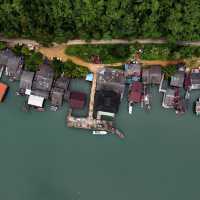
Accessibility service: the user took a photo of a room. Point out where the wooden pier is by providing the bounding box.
[67,72,125,139]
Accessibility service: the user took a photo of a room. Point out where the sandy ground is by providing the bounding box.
[39,45,184,73]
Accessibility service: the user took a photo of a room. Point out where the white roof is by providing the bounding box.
[28,95,44,107]
[25,89,31,95]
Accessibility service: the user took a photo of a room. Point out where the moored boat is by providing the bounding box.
[195,98,200,116]
[92,130,108,135]
[128,102,133,114]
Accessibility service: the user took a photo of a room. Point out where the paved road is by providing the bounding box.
[2,36,200,47]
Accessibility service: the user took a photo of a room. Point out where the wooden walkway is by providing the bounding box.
[88,73,97,119]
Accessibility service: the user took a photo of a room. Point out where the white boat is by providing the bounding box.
[0,66,4,79]
[92,130,108,135]
[128,103,133,114]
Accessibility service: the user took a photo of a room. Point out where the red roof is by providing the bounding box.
[69,91,86,109]
[129,82,143,103]
[0,82,8,102]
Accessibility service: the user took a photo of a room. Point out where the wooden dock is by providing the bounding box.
[67,72,125,139]
[88,73,97,119]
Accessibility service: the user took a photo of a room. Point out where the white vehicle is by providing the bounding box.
[92,130,108,135]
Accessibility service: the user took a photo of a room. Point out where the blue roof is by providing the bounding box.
[86,73,93,81]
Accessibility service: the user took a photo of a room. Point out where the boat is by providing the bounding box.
[128,102,133,114]
[195,98,200,116]
[35,107,45,112]
[114,129,125,139]
[144,94,151,111]
[92,130,108,135]
[143,85,151,111]
[185,90,190,100]
[50,105,58,111]
[0,66,4,79]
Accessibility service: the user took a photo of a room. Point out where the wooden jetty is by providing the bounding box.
[67,72,125,139]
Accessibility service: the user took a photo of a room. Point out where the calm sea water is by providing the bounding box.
[0,79,200,200]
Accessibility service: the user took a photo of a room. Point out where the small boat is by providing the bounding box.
[185,90,190,100]
[144,94,151,111]
[0,66,4,79]
[195,98,200,116]
[35,107,45,112]
[128,102,133,114]
[92,130,108,135]
[50,105,58,111]
[114,129,125,139]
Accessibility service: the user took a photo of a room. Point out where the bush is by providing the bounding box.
[0,41,6,50]
[52,58,89,78]
[12,44,43,72]
[161,65,177,79]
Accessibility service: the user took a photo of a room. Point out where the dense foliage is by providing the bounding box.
[12,44,43,72]
[52,58,89,78]
[161,65,177,79]
[65,43,200,63]
[65,44,132,63]
[141,44,200,60]
[1,0,200,43]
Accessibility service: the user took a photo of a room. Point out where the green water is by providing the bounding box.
[1,79,200,200]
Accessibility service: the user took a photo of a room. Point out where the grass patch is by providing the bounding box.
[65,44,133,63]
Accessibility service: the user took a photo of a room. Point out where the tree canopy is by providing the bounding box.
[0,0,200,43]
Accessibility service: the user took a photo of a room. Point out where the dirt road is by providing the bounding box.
[0,36,185,72]
[39,45,184,72]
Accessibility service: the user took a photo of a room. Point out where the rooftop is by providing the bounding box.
[0,82,8,102]
[170,71,185,88]
[129,81,143,103]
[97,68,125,85]
[124,63,141,76]
[94,89,121,114]
[69,91,86,109]
[50,87,64,107]
[19,71,35,90]
[32,64,54,92]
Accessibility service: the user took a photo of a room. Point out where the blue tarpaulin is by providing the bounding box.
[86,73,93,82]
